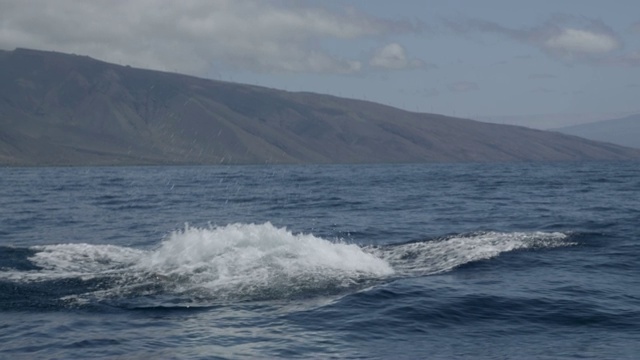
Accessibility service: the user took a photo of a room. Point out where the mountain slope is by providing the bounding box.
[1,48,640,166]
[553,115,640,149]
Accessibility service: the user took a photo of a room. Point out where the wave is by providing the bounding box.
[0,223,574,306]
[372,231,572,276]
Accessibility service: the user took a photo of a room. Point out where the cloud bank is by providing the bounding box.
[0,0,418,75]
[544,28,619,54]
[446,16,627,65]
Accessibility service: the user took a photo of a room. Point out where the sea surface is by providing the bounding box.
[1,162,639,359]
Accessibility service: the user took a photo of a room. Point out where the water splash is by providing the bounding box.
[135,222,393,301]
[369,231,572,276]
[0,223,574,306]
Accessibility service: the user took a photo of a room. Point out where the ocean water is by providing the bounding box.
[1,162,639,359]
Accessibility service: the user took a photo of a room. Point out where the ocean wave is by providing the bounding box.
[370,231,573,276]
[0,223,574,306]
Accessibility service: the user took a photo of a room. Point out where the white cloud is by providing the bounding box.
[543,28,619,54]
[446,16,622,65]
[0,0,417,75]
[370,43,405,69]
[369,43,426,70]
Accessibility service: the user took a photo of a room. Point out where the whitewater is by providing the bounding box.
[2,222,572,307]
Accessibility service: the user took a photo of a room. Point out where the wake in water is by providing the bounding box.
[372,230,571,276]
[0,223,574,307]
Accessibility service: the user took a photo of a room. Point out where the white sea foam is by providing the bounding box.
[370,231,572,276]
[0,223,574,303]
[3,244,144,282]
[134,222,394,300]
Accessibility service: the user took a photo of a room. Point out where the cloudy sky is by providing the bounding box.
[1,0,639,128]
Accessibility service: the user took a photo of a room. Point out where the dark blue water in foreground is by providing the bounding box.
[1,162,639,359]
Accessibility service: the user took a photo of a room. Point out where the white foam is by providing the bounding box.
[3,244,144,281]
[3,223,393,302]
[370,231,571,276]
[0,224,574,303]
[135,222,394,300]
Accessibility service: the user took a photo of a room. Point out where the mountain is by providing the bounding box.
[1,48,640,166]
[553,115,640,149]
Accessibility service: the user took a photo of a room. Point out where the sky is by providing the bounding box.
[1,0,639,129]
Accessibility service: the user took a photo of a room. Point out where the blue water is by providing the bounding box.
[1,162,639,359]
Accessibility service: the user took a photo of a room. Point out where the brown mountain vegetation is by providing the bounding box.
[1,48,639,166]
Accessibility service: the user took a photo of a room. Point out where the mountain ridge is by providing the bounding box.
[1,47,640,166]
[553,114,640,149]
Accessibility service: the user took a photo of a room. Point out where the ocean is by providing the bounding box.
[1,162,639,359]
